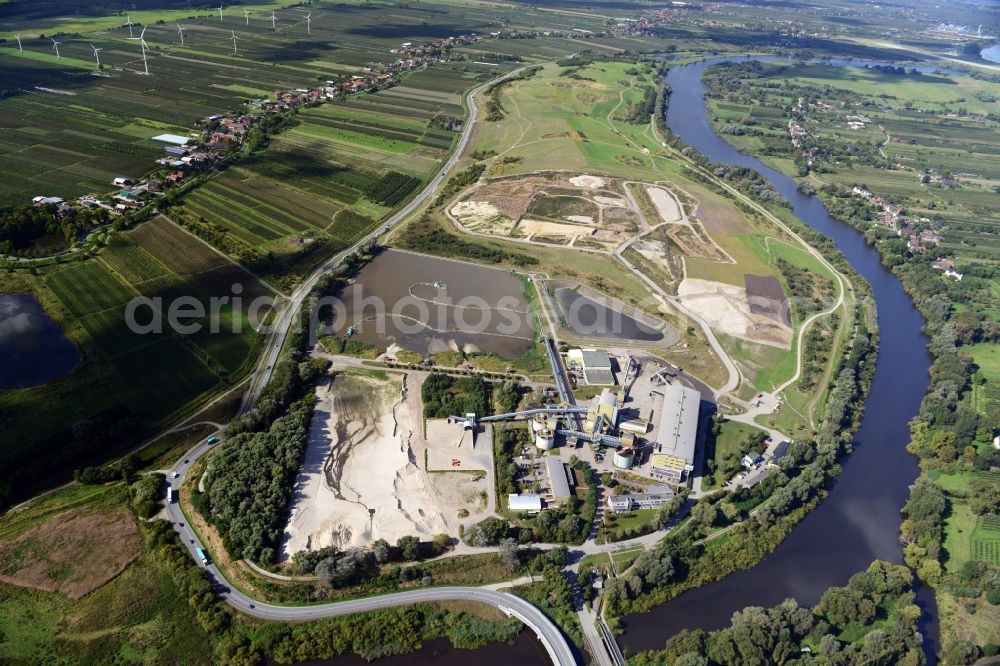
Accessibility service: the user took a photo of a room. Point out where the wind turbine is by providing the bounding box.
[230,30,239,56]
[243,7,250,25]
[177,23,186,46]
[269,11,277,30]
[90,43,103,68]
[305,12,312,35]
[128,25,150,75]
[218,3,224,22]
[126,13,134,38]
[15,34,22,52]
[51,37,61,60]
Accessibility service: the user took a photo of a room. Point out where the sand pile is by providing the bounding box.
[282,373,447,558]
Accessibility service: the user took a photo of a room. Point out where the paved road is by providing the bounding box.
[163,67,577,666]
[239,67,526,413]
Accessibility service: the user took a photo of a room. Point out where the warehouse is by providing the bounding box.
[649,383,701,487]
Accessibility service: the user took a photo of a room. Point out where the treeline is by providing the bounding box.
[421,373,491,418]
[0,203,110,255]
[363,171,421,206]
[471,449,596,545]
[619,85,658,125]
[216,603,521,664]
[289,534,453,592]
[630,561,925,666]
[395,213,539,268]
[200,247,378,563]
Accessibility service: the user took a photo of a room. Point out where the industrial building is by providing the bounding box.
[545,457,575,502]
[531,413,558,450]
[649,383,701,487]
[567,349,616,386]
[606,492,673,513]
[585,388,620,433]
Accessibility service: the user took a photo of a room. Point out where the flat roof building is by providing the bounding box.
[508,494,543,513]
[152,133,191,145]
[567,348,615,385]
[650,383,701,486]
[545,457,574,502]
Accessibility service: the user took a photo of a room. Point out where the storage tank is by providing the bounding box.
[613,447,635,469]
[535,428,555,450]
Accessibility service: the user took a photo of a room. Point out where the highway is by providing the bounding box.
[165,66,578,666]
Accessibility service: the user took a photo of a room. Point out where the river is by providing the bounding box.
[620,57,936,658]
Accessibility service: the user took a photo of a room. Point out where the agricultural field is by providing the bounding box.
[703,61,1000,279]
[0,216,270,508]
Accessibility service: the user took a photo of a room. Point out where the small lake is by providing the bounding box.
[0,293,80,389]
[982,45,1000,64]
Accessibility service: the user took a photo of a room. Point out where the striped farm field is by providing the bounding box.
[184,190,288,242]
[97,236,171,286]
[328,209,378,245]
[46,262,135,317]
[291,122,417,155]
[131,216,230,276]
[111,337,221,420]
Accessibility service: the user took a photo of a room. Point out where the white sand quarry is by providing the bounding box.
[449,200,517,235]
[569,174,606,189]
[518,219,595,237]
[677,278,792,348]
[281,373,447,558]
[646,186,683,223]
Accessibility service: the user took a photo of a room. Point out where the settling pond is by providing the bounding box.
[620,56,936,657]
[0,293,80,389]
[335,250,533,359]
[553,288,666,342]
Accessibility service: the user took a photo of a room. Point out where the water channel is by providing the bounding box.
[620,57,936,658]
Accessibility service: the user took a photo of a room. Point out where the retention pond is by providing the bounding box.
[0,293,80,389]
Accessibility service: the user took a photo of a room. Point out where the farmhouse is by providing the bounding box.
[649,383,701,487]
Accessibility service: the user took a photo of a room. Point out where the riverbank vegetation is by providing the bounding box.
[630,561,926,665]
[701,57,1000,659]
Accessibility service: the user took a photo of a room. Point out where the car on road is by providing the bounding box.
[206,435,220,445]
[172,472,180,479]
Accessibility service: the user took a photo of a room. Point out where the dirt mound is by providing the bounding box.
[0,506,141,599]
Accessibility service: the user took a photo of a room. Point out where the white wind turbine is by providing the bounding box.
[177,23,186,46]
[230,30,239,56]
[243,7,250,25]
[269,11,277,30]
[50,37,61,60]
[128,25,150,75]
[90,43,103,67]
[15,34,22,52]
[218,3,224,22]
[305,12,312,35]
[126,13,134,38]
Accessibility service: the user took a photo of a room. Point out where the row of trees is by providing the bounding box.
[201,248,379,563]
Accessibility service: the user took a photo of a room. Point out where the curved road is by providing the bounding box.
[165,67,577,666]
[240,67,526,413]
[163,444,574,666]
